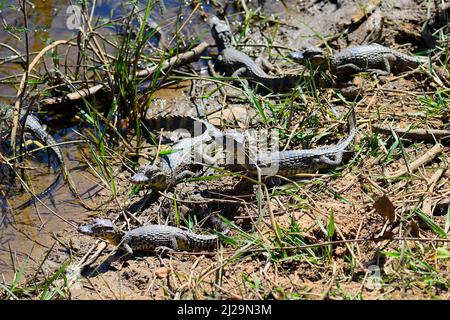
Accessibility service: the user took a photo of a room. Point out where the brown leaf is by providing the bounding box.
[408,220,420,237]
[434,197,450,216]
[373,194,396,222]
[155,267,169,279]
[377,230,395,241]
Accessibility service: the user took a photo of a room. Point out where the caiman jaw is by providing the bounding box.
[130,166,170,190]
[77,225,95,235]
[77,218,122,245]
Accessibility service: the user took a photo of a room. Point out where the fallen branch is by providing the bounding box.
[373,125,450,142]
[42,41,210,105]
[422,168,446,215]
[387,143,444,179]
[42,84,105,105]
[136,41,209,78]
[11,40,71,150]
[0,42,27,65]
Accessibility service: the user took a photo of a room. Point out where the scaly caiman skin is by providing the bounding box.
[226,110,357,177]
[0,103,64,209]
[1,103,63,162]
[143,114,212,136]
[209,16,300,93]
[289,43,429,76]
[130,117,225,190]
[78,218,218,254]
[137,111,357,181]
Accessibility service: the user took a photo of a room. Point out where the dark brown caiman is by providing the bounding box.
[208,15,300,93]
[0,103,64,209]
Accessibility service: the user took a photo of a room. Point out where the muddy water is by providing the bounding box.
[0,0,294,280]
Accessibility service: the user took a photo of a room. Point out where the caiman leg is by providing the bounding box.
[362,54,396,76]
[111,242,134,270]
[193,143,223,165]
[366,55,395,76]
[154,237,178,256]
[335,54,397,76]
[334,63,365,75]
[232,67,250,87]
[316,152,344,166]
[176,170,197,180]
[255,57,274,72]
[366,68,390,76]
[334,63,390,76]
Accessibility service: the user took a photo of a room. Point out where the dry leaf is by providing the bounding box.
[378,230,395,241]
[373,194,396,222]
[155,267,169,279]
[433,197,450,216]
[408,220,420,237]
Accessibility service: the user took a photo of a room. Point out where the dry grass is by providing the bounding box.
[0,0,449,300]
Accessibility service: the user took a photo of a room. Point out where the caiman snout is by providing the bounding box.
[288,51,305,60]
[77,225,93,235]
[130,172,149,183]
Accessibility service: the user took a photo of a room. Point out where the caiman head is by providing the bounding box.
[208,15,232,51]
[77,218,123,245]
[289,46,329,68]
[130,164,170,191]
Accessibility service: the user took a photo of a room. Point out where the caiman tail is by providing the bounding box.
[257,74,301,93]
[143,115,208,136]
[12,114,64,210]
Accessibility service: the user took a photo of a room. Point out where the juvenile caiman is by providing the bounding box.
[289,43,444,77]
[0,103,64,209]
[223,109,357,177]
[131,116,225,190]
[78,218,218,255]
[134,110,357,187]
[209,16,300,93]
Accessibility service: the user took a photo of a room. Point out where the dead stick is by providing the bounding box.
[373,125,450,142]
[422,168,445,215]
[387,143,444,179]
[11,40,70,149]
[264,186,283,247]
[42,41,210,105]
[42,83,105,105]
[135,41,209,78]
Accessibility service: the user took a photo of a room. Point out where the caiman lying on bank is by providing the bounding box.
[132,109,357,189]
[289,43,448,80]
[130,116,225,190]
[209,16,300,93]
[220,109,357,178]
[78,218,218,255]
